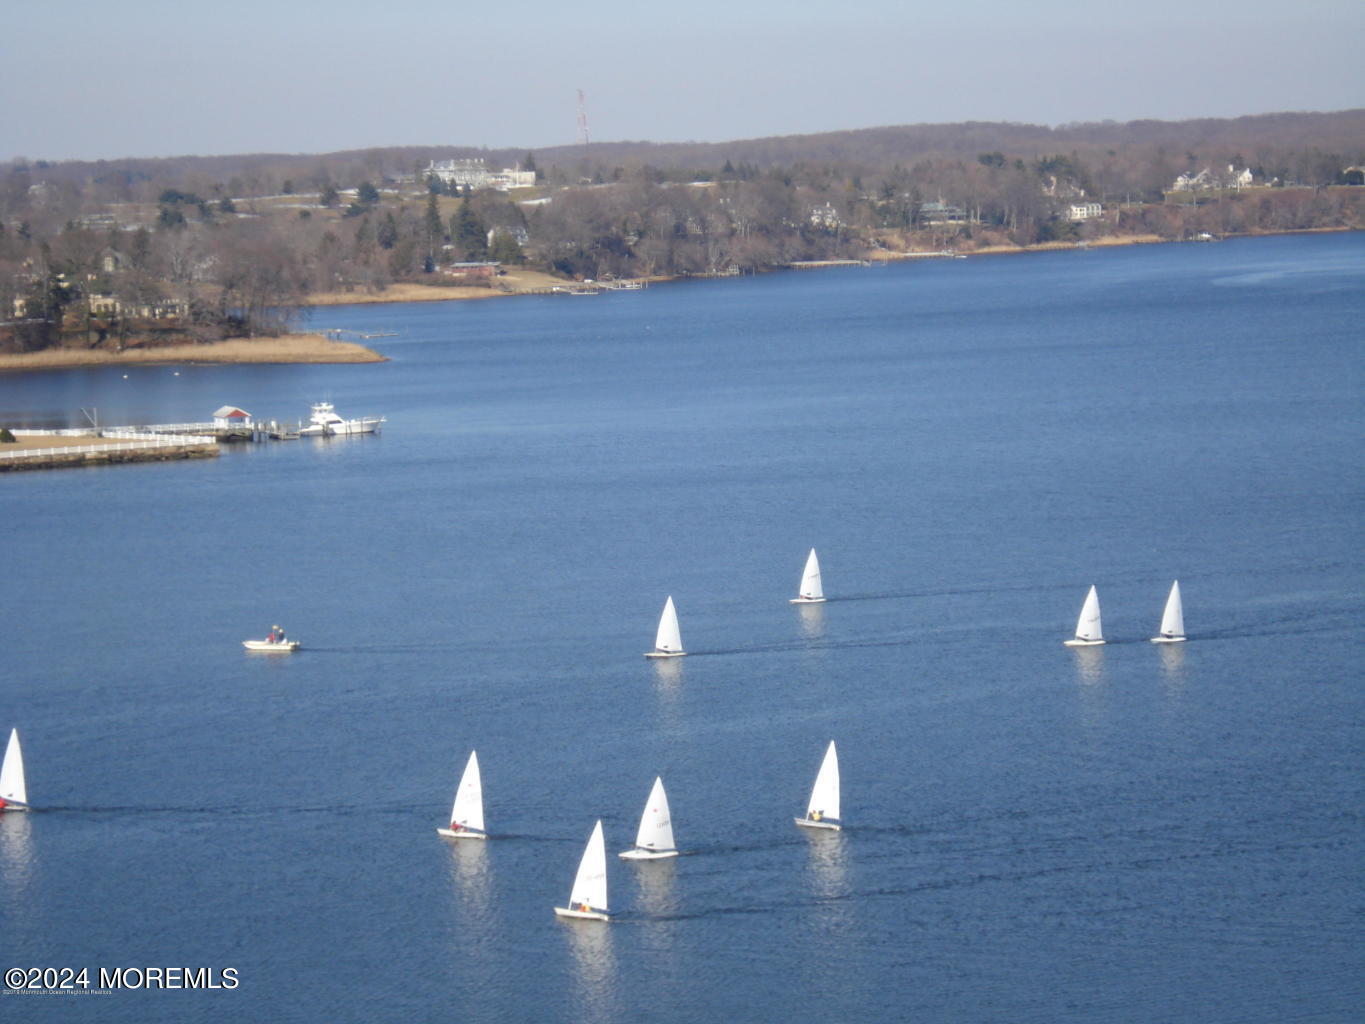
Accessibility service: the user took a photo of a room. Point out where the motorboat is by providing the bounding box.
[299,402,385,437]
[243,626,300,653]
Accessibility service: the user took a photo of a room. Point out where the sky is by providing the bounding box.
[2,0,1362,162]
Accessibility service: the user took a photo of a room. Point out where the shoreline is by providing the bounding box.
[0,333,386,374]
[1,229,1354,373]
[304,227,1356,309]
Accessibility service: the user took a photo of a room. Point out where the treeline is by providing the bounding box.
[2,111,1364,352]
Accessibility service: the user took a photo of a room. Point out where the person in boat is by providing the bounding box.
[811,809,823,821]
[267,627,277,643]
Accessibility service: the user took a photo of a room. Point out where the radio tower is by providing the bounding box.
[576,89,590,146]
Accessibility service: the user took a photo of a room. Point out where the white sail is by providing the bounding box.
[1,728,27,809]
[790,548,826,603]
[438,750,485,838]
[796,740,841,830]
[645,596,685,658]
[1152,580,1186,642]
[556,820,610,919]
[621,776,677,859]
[1065,585,1105,646]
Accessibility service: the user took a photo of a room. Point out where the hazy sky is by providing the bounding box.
[3,0,1361,161]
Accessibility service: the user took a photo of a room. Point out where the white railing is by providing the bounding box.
[128,422,220,433]
[101,429,217,441]
[0,435,216,460]
[9,428,99,437]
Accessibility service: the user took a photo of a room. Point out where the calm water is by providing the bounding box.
[2,234,1362,1022]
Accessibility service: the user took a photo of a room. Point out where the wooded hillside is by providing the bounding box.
[3,111,1363,353]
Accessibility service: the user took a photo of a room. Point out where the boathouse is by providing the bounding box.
[212,406,253,429]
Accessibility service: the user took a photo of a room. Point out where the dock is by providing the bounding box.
[0,431,219,472]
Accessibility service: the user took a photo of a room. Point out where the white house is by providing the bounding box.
[1067,202,1103,221]
[810,202,844,229]
[1172,166,1254,191]
[427,160,535,192]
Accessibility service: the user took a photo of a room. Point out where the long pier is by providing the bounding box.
[0,432,219,472]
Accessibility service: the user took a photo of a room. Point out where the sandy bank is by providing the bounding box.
[0,333,386,373]
[306,269,569,306]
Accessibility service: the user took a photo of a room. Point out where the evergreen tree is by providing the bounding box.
[450,197,487,260]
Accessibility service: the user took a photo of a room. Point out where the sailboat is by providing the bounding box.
[619,776,678,860]
[789,548,827,604]
[0,728,28,811]
[436,750,486,839]
[644,596,686,658]
[1064,585,1106,646]
[795,740,841,831]
[1150,580,1186,643]
[554,819,611,921]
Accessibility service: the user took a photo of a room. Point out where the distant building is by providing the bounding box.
[213,406,253,429]
[810,202,844,229]
[920,200,967,225]
[443,261,501,283]
[427,160,536,192]
[1066,202,1103,221]
[487,225,528,247]
[1172,166,1254,192]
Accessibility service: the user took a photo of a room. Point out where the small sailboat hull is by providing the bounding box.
[788,596,826,604]
[619,847,678,860]
[243,640,300,652]
[554,905,610,921]
[436,827,487,840]
[644,650,686,659]
[1063,638,1106,647]
[794,816,841,831]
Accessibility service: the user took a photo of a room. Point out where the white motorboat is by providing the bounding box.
[619,776,678,860]
[789,548,827,604]
[243,625,299,653]
[554,820,611,921]
[644,596,686,658]
[796,740,841,831]
[437,750,487,840]
[1,728,28,811]
[1151,580,1187,643]
[299,401,385,437]
[1064,585,1106,646]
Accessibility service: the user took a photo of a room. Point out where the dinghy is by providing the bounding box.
[1064,585,1106,646]
[1150,580,1186,643]
[0,728,28,811]
[436,750,486,839]
[795,740,841,831]
[644,596,686,658]
[789,548,827,604]
[619,776,678,860]
[554,820,611,921]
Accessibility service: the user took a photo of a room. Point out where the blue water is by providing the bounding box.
[2,234,1361,1022]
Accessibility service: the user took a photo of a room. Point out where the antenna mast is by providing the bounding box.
[576,89,590,146]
